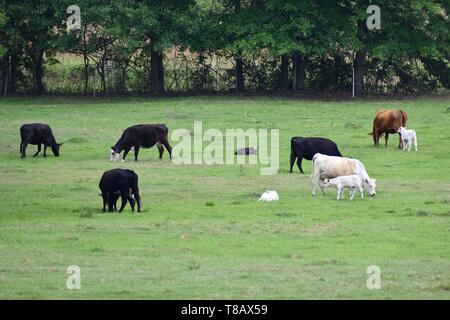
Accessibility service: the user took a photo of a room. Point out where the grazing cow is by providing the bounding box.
[20,123,63,159]
[397,127,418,151]
[99,169,141,213]
[370,109,408,148]
[320,175,364,200]
[311,153,376,197]
[290,137,342,173]
[110,124,172,162]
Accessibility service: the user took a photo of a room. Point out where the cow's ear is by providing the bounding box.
[58,142,63,146]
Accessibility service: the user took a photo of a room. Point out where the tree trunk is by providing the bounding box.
[31,49,45,96]
[293,52,307,90]
[354,51,366,96]
[281,54,289,91]
[82,32,89,96]
[150,50,164,95]
[235,54,245,93]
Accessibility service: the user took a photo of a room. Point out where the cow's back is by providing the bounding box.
[20,123,53,143]
[374,110,406,133]
[314,155,361,179]
[293,137,341,160]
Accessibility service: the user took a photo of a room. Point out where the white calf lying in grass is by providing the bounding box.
[397,127,418,151]
[320,175,364,200]
[258,190,279,202]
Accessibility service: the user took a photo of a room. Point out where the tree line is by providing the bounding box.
[0,0,449,96]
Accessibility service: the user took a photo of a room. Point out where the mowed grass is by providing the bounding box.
[0,96,449,299]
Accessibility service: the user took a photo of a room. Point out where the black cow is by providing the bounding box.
[20,123,63,159]
[110,124,172,162]
[99,169,141,213]
[290,137,343,174]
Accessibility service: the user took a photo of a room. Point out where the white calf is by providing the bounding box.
[397,127,418,151]
[311,153,376,197]
[320,175,364,200]
[258,190,279,202]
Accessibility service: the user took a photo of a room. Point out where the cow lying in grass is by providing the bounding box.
[110,124,172,162]
[320,175,364,200]
[290,137,342,174]
[99,169,141,213]
[397,127,418,151]
[20,123,63,158]
[311,153,376,197]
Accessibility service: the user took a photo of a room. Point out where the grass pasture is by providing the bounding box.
[0,96,449,299]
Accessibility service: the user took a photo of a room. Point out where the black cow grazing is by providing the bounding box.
[20,123,63,159]
[290,137,343,174]
[110,124,172,162]
[99,169,141,213]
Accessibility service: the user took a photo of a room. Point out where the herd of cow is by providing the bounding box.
[18,109,417,211]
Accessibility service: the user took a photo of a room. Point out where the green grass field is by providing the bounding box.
[0,96,449,299]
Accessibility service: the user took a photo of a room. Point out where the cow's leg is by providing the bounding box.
[336,188,341,200]
[350,187,356,200]
[134,147,140,161]
[374,129,381,146]
[33,144,42,157]
[160,137,172,159]
[385,133,389,147]
[122,148,130,161]
[320,180,325,196]
[398,133,402,149]
[21,142,28,158]
[101,192,107,212]
[128,195,136,211]
[43,145,47,157]
[20,141,23,156]
[118,190,128,213]
[359,185,364,199]
[311,172,320,196]
[414,136,418,151]
[289,152,296,173]
[157,142,164,160]
[297,157,304,174]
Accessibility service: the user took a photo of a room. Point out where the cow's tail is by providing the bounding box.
[290,137,296,157]
[400,110,408,127]
[368,119,376,136]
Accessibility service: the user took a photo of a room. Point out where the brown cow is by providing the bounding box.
[369,110,408,148]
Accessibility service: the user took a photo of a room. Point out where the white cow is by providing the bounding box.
[320,175,364,200]
[397,127,418,151]
[311,153,376,197]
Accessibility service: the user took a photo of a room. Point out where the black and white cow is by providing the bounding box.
[20,123,63,158]
[110,124,172,162]
[290,137,343,174]
[99,169,141,213]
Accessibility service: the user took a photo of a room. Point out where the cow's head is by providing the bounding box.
[110,147,120,162]
[363,178,377,196]
[52,142,63,157]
